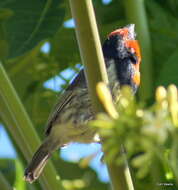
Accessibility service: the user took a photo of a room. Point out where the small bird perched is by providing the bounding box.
[24,24,141,183]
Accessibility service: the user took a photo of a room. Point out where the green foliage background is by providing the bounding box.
[0,0,178,189]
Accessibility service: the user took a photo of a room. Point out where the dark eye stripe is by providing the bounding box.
[129,53,138,64]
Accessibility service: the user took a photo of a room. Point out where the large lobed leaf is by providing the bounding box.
[0,0,65,59]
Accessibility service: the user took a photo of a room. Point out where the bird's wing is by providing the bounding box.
[45,69,87,136]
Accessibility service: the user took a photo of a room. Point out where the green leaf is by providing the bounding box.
[156,48,178,86]
[146,0,178,85]
[0,0,65,59]
[0,172,12,190]
[50,28,80,69]
[0,159,15,185]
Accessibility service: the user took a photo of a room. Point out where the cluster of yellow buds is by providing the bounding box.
[96,82,178,127]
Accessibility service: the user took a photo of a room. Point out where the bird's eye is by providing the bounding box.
[129,53,138,64]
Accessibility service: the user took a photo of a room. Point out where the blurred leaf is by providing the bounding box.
[0,0,65,58]
[0,159,15,185]
[146,0,178,86]
[156,48,178,86]
[52,153,108,190]
[0,171,12,190]
[50,28,80,70]
[94,0,127,39]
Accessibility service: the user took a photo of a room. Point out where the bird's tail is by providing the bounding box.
[24,138,57,183]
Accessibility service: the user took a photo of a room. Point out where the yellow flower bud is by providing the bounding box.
[156,86,167,102]
[167,84,178,126]
[96,82,118,119]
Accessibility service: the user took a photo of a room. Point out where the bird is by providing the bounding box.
[24,24,141,183]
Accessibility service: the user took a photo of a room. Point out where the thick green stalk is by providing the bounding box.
[0,62,65,190]
[69,1,133,190]
[69,0,108,112]
[124,0,153,101]
[0,172,12,190]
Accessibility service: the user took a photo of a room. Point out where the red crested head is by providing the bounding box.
[103,24,141,92]
[108,24,136,41]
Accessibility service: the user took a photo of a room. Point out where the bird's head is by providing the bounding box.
[103,24,141,91]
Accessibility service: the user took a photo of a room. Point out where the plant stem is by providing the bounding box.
[124,0,153,101]
[0,62,65,190]
[69,0,108,112]
[69,0,133,189]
